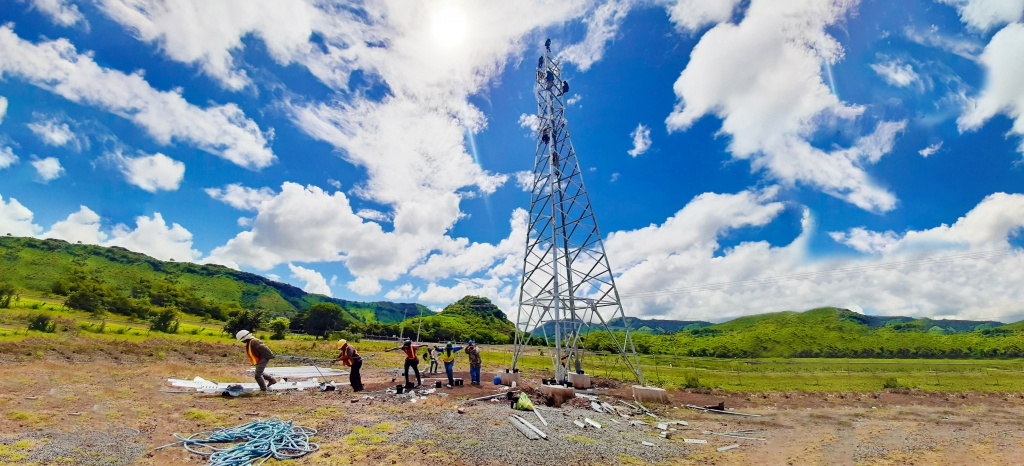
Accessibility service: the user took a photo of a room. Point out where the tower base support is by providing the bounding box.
[632,385,669,404]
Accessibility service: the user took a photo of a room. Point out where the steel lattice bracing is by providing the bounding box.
[511,42,645,385]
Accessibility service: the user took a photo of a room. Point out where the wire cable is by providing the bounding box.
[154,417,318,466]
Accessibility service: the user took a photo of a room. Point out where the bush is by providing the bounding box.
[328,329,363,344]
[268,317,290,340]
[684,375,704,389]
[223,309,267,337]
[883,377,902,389]
[0,282,15,308]
[27,314,55,333]
[149,308,180,333]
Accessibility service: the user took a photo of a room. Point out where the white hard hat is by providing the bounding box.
[235,330,253,342]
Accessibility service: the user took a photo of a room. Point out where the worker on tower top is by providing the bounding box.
[235,330,278,391]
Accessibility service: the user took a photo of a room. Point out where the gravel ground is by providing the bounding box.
[2,427,146,465]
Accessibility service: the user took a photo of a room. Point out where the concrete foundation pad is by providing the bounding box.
[540,384,576,407]
[568,373,591,389]
[498,372,521,386]
[632,385,669,404]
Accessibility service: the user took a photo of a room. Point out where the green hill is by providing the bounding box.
[581,307,1024,358]
[0,236,431,323]
[607,317,712,334]
[400,295,516,344]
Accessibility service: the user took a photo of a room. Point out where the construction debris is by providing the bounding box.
[573,420,586,428]
[512,415,548,440]
[509,416,540,440]
[591,401,604,413]
[534,408,547,426]
[683,438,707,444]
[718,444,740,452]
[685,404,761,417]
[584,418,602,429]
[702,430,767,441]
[245,366,348,379]
[642,441,656,447]
[167,377,335,395]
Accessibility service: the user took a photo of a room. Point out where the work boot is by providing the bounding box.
[266,377,278,388]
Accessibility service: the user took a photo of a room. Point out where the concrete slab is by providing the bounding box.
[568,372,591,389]
[498,372,521,386]
[632,385,669,404]
[539,384,576,407]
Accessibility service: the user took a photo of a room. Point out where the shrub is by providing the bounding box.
[883,377,901,389]
[27,314,55,333]
[329,329,363,344]
[268,317,290,340]
[0,282,15,308]
[149,308,180,333]
[224,309,267,337]
[684,375,703,389]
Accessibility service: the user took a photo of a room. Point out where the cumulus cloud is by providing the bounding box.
[518,113,542,132]
[43,206,107,244]
[919,141,943,157]
[418,277,516,311]
[608,190,1024,322]
[663,0,743,33]
[627,123,651,157]
[26,116,79,150]
[106,213,201,261]
[288,263,333,297]
[412,208,527,280]
[355,209,392,222]
[0,147,18,170]
[0,25,275,169]
[31,157,64,182]
[109,151,185,192]
[205,183,276,211]
[513,170,534,192]
[0,96,7,124]
[665,0,905,213]
[560,0,633,71]
[0,194,42,236]
[957,23,1024,156]
[384,282,420,300]
[939,0,1024,32]
[871,59,921,88]
[29,0,87,27]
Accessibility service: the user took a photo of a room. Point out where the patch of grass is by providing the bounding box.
[184,408,213,421]
[6,410,33,421]
[345,422,394,445]
[565,435,595,444]
[0,439,33,461]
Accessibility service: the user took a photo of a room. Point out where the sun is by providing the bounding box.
[431,3,467,48]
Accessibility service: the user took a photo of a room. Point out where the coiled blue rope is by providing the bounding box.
[156,417,318,466]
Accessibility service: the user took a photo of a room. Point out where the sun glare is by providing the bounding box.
[431,3,467,48]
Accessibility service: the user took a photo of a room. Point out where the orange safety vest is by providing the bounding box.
[402,345,417,360]
[246,340,259,365]
[340,344,361,366]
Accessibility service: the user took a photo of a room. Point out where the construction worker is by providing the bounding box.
[385,339,426,387]
[235,330,278,391]
[426,345,439,374]
[440,341,464,387]
[465,340,482,385]
[332,339,363,392]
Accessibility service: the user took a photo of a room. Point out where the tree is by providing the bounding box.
[268,317,290,340]
[149,308,180,333]
[0,282,15,308]
[303,303,347,339]
[224,309,267,336]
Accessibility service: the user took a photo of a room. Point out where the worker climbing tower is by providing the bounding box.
[511,40,645,385]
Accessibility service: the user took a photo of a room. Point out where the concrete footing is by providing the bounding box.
[567,372,591,389]
[539,384,576,407]
[498,372,521,386]
[632,385,669,404]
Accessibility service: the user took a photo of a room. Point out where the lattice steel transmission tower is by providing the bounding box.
[511,40,645,385]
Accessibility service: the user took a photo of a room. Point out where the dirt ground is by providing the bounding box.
[3,354,1024,465]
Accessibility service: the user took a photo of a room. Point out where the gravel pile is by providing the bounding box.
[15,427,147,466]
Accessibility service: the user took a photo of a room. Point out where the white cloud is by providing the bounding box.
[610,172,620,182]
[559,0,633,71]
[904,25,983,60]
[663,0,743,33]
[288,263,333,297]
[518,113,542,132]
[939,0,1024,32]
[31,157,64,182]
[327,178,341,189]
[627,123,651,157]
[205,183,276,211]
[0,25,275,169]
[411,208,527,280]
[106,213,201,261]
[665,0,904,213]
[828,227,899,254]
[513,170,534,192]
[29,0,87,27]
[0,194,42,236]
[957,23,1024,156]
[566,94,582,106]
[418,277,515,311]
[112,151,185,192]
[871,59,921,88]
[608,190,1024,322]
[356,209,392,222]
[43,206,107,244]
[0,96,7,124]
[384,282,420,300]
[0,147,18,169]
[237,217,252,227]
[919,141,943,157]
[26,116,78,149]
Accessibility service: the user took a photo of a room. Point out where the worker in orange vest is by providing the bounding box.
[332,339,363,392]
[385,339,426,387]
[235,330,277,391]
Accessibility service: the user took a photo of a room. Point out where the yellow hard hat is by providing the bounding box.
[337,339,347,349]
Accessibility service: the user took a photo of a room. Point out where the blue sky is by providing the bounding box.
[1,0,1023,322]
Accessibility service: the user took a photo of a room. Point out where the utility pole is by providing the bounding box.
[511,39,645,385]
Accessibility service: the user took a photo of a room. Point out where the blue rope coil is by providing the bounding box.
[157,417,318,466]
